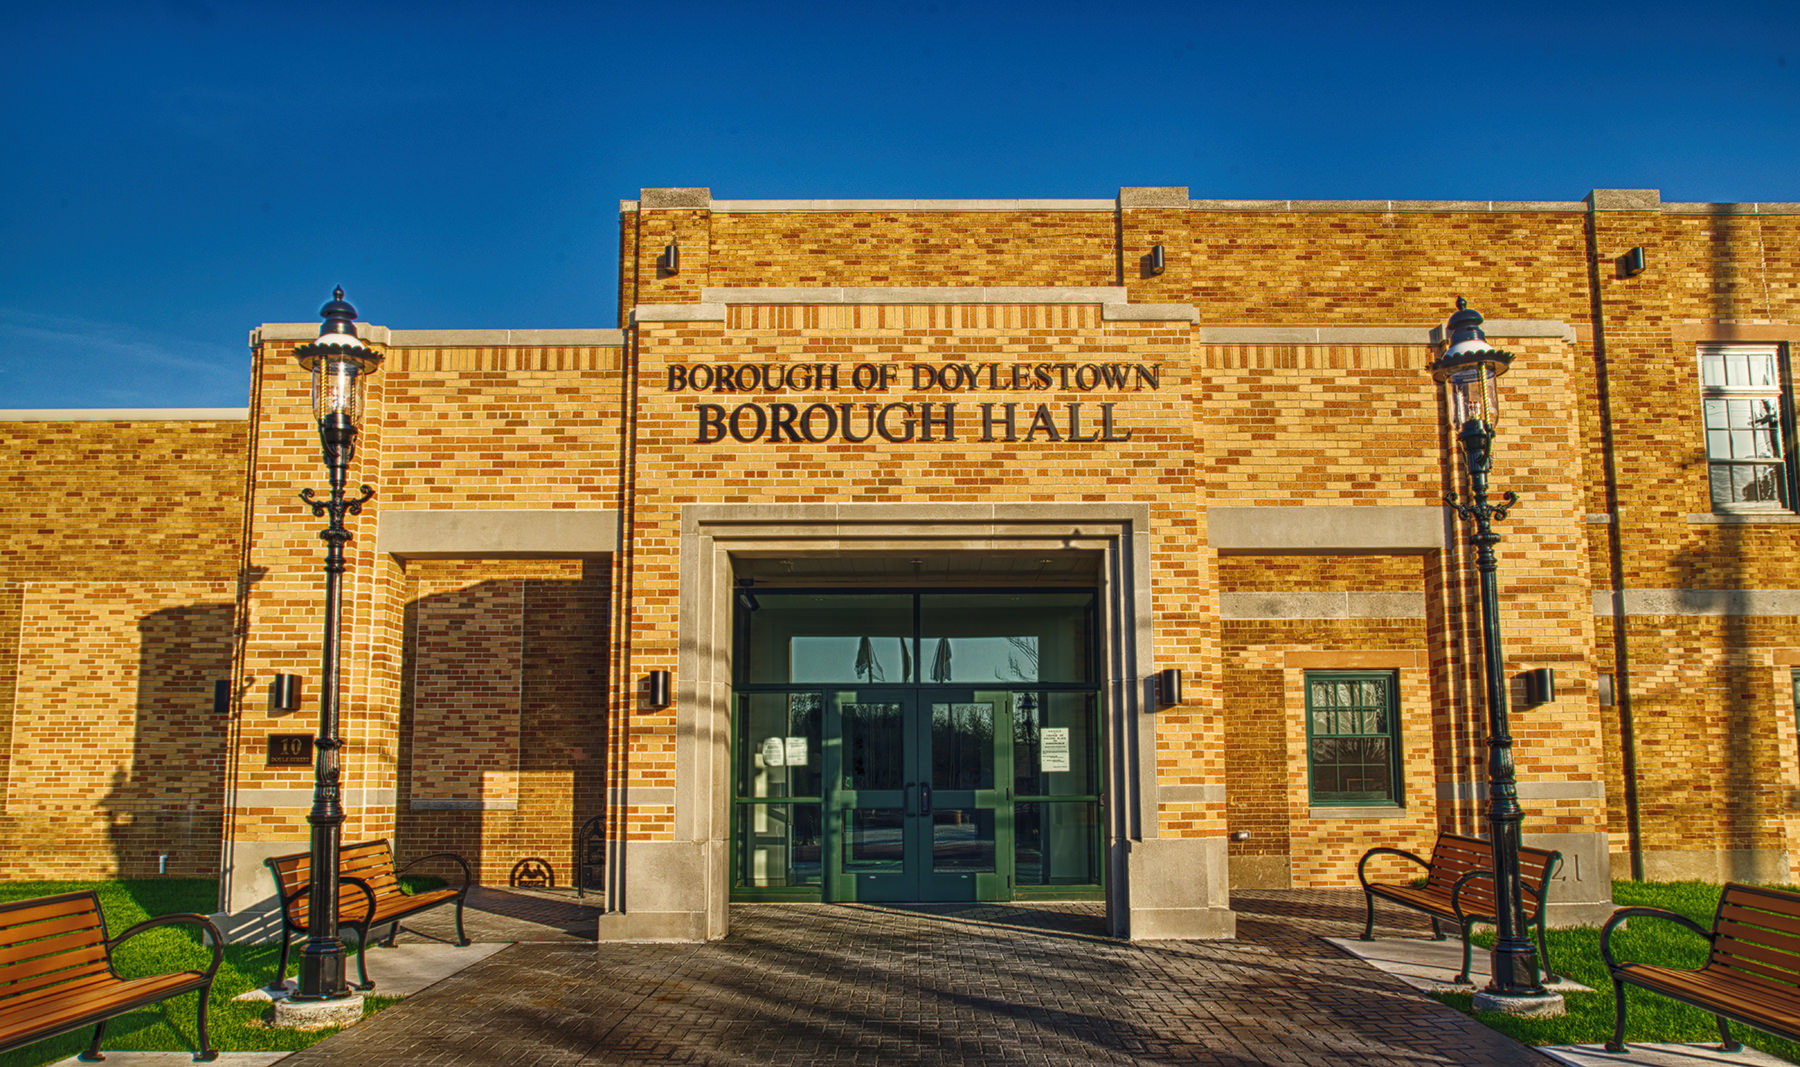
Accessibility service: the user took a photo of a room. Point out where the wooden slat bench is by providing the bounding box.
[1357,831,1562,985]
[267,839,470,992]
[1602,881,1800,1054]
[0,890,222,1063]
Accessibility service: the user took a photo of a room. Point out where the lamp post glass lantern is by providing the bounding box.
[293,288,381,1001]
[1431,297,1548,1000]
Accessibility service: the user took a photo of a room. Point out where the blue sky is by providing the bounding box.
[3,0,1796,409]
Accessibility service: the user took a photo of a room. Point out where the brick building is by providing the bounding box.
[3,187,1797,940]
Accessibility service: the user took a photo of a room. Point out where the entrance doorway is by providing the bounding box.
[731,591,1103,903]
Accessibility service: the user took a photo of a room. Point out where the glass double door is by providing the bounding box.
[832,689,1009,902]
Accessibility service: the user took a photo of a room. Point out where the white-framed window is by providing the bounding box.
[1698,344,1794,511]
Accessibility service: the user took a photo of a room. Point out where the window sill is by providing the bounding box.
[1309,805,1405,820]
[1689,513,1800,524]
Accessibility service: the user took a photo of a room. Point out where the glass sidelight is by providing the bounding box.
[732,692,823,889]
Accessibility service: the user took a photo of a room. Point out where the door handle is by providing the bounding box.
[920,783,932,816]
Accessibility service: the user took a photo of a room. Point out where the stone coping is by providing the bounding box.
[253,324,625,346]
[0,408,249,421]
[623,193,1800,214]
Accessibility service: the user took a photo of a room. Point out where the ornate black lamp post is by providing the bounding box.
[1431,298,1556,1008]
[291,288,382,1002]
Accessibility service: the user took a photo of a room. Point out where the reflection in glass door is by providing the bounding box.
[825,689,1010,902]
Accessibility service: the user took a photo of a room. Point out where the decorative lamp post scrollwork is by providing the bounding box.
[291,287,382,1002]
[1431,297,1560,1011]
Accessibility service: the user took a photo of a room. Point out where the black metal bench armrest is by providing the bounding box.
[1600,906,1713,971]
[1448,868,1493,923]
[107,912,225,983]
[398,851,472,893]
[1358,847,1428,889]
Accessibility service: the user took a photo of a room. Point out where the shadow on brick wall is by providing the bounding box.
[97,602,233,879]
[394,563,610,889]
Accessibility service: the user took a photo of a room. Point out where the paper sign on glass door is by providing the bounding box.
[1040,727,1071,772]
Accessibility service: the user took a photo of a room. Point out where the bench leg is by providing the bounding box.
[196,978,220,1062]
[1716,1016,1741,1054]
[272,928,293,991]
[381,921,399,948]
[1535,916,1558,984]
[1429,916,1446,942]
[1455,923,1474,986]
[78,1020,107,1061]
[453,898,470,947]
[1360,891,1377,941]
[1604,977,1628,1054]
[351,924,375,991]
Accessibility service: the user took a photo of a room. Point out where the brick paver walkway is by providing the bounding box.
[280,890,1550,1066]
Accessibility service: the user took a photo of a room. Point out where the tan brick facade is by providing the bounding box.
[3,186,1797,940]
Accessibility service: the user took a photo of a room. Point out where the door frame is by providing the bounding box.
[661,505,1156,940]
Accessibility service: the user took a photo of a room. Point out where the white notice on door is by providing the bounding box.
[761,736,786,768]
[785,736,809,766]
[1040,727,1071,772]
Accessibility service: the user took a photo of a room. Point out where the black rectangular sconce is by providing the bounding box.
[214,679,232,717]
[1155,668,1182,708]
[1521,667,1556,706]
[647,670,671,709]
[271,673,302,712]
[1147,244,1166,276]
[1617,246,1645,278]
[657,240,679,275]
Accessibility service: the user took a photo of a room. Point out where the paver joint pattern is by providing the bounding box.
[278,889,1551,1066]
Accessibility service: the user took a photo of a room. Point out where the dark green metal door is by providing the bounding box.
[826,689,1012,902]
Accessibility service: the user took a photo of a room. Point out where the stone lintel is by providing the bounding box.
[1210,505,1445,555]
[377,509,619,560]
[1594,588,1800,617]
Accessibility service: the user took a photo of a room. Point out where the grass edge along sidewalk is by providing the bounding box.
[5,878,1797,1065]
[1436,880,1800,1062]
[0,879,403,1067]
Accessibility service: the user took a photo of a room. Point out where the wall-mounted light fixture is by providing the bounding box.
[1145,244,1166,276]
[657,240,679,275]
[647,670,671,709]
[1521,667,1556,706]
[1155,668,1182,707]
[215,680,233,716]
[736,578,759,612]
[1597,672,1615,707]
[1617,246,1645,278]
[272,674,303,711]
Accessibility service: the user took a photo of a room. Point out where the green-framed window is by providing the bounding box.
[1305,671,1400,806]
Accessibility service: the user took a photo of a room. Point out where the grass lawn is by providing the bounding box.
[0,878,406,1067]
[1433,880,1799,1062]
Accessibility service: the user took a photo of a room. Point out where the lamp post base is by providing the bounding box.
[1472,988,1566,1018]
[273,992,365,1031]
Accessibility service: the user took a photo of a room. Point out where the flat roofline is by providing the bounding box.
[252,325,626,346]
[620,193,1800,216]
[0,408,249,421]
